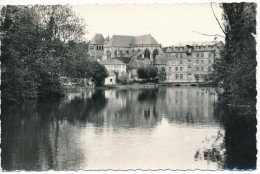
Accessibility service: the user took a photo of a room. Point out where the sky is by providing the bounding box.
[72,3,225,46]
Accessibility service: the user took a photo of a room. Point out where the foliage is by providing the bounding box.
[157,69,166,82]
[118,73,130,85]
[206,3,256,106]
[85,61,108,86]
[1,5,88,105]
[137,65,158,80]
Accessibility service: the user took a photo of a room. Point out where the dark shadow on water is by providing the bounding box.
[194,101,257,170]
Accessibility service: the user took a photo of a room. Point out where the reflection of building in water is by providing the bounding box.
[102,89,162,129]
[156,87,217,124]
[65,90,94,103]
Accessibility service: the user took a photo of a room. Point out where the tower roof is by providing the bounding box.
[90,34,105,45]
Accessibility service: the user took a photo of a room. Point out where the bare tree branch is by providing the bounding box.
[211,2,226,35]
[192,31,225,38]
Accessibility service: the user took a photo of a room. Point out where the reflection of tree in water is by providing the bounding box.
[104,88,161,129]
[137,88,158,102]
[194,101,256,169]
[1,90,108,171]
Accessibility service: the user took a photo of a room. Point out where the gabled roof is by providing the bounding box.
[116,57,132,64]
[106,35,135,47]
[134,34,159,45]
[90,34,105,45]
[105,34,160,47]
[100,58,126,65]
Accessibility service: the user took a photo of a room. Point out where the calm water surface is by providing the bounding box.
[1,87,256,170]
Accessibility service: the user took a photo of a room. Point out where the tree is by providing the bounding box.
[209,3,256,106]
[86,61,108,86]
[158,69,166,82]
[1,5,87,105]
[118,73,130,85]
[137,65,158,81]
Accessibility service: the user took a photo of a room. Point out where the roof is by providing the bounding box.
[106,35,134,47]
[90,34,105,45]
[116,57,132,64]
[134,34,159,45]
[105,34,160,47]
[100,58,126,65]
[172,41,223,47]
[129,58,150,69]
[166,41,224,52]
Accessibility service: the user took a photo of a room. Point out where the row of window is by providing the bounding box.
[168,59,212,65]
[175,52,212,58]
[90,45,104,50]
[169,67,184,72]
[168,66,212,72]
[105,65,125,68]
[175,74,184,79]
[169,45,215,52]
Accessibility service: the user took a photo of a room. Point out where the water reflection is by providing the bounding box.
[1,87,256,170]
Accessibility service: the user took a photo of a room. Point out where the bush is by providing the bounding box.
[137,65,158,80]
[118,73,129,85]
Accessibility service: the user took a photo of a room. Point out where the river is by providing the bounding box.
[1,86,256,170]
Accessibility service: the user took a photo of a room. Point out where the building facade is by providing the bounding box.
[100,59,127,85]
[155,41,224,83]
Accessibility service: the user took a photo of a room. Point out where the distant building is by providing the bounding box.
[156,41,224,83]
[88,34,105,60]
[100,58,127,85]
[104,34,164,63]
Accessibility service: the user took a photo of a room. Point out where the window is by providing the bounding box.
[196,67,199,71]
[176,74,178,79]
[209,53,212,57]
[208,66,212,71]
[188,59,191,62]
[196,60,199,64]
[169,67,171,72]
[201,66,204,71]
[201,60,204,64]
[176,54,178,58]
[175,67,178,71]
[180,60,183,64]
[110,78,113,82]
[180,74,183,79]
[196,53,200,58]
[90,45,94,50]
[201,53,204,57]
[180,67,183,71]
[209,60,212,64]
[180,54,183,58]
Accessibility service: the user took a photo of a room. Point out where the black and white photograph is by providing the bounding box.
[0,0,258,172]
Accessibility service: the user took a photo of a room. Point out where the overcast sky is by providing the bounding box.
[72,3,225,46]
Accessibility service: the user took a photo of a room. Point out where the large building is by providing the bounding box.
[89,34,164,63]
[88,34,224,84]
[155,41,224,83]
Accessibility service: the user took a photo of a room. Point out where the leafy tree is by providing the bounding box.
[1,5,87,105]
[208,3,256,106]
[158,69,166,82]
[86,61,108,86]
[137,65,157,80]
[118,73,130,85]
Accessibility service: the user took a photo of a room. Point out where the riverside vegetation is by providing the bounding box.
[1,5,108,105]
